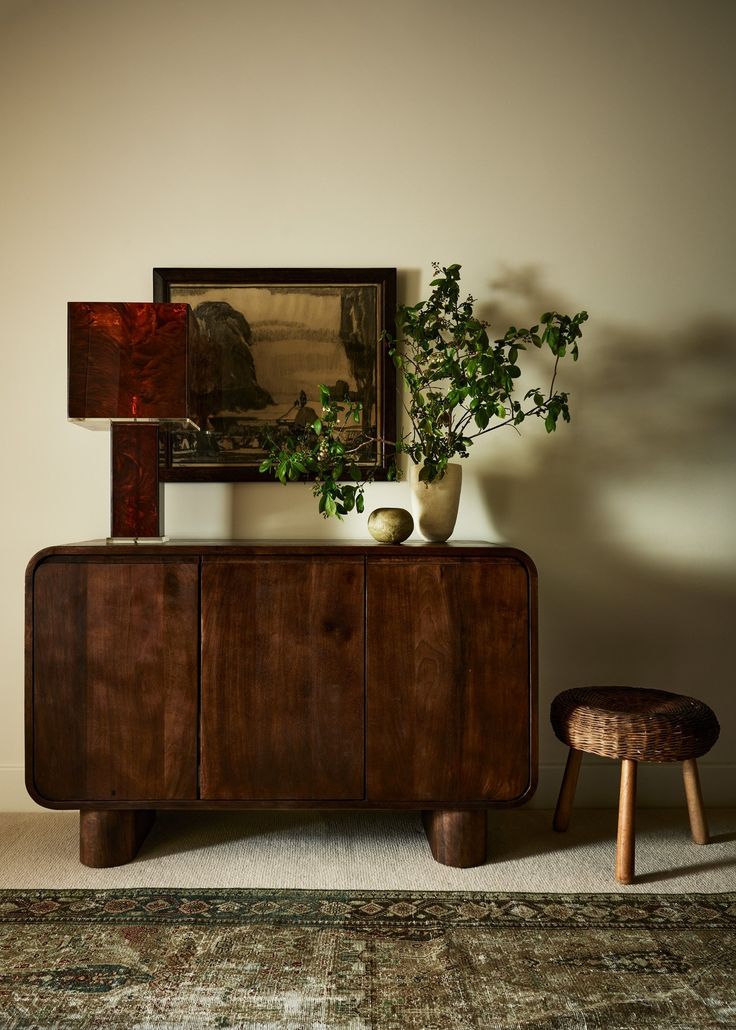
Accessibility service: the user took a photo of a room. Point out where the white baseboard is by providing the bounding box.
[529,759,736,809]
[2,762,734,813]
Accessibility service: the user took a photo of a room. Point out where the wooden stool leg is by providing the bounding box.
[682,758,710,844]
[553,748,584,832]
[616,759,637,884]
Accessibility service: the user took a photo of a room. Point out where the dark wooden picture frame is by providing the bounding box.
[153,267,397,482]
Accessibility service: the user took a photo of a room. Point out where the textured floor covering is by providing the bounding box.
[2,888,735,1028]
[1,809,734,892]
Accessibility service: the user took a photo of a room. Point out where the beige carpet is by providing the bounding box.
[1,808,734,892]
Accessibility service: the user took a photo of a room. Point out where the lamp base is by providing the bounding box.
[106,536,169,544]
[111,423,165,539]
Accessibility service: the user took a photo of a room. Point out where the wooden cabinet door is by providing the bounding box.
[32,559,198,803]
[366,557,534,803]
[201,558,364,800]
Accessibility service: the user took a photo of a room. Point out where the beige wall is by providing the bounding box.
[1,0,733,810]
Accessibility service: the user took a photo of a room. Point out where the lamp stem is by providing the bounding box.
[110,423,166,541]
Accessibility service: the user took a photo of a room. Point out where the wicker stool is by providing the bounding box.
[550,686,720,884]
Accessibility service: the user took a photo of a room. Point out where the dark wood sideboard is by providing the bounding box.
[25,541,538,868]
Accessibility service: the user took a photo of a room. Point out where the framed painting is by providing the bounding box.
[153,268,397,482]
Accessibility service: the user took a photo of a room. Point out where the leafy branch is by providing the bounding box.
[258,384,392,518]
[386,262,588,482]
[260,263,588,516]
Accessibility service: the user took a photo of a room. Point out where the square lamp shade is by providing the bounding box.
[67,302,198,541]
[68,301,197,423]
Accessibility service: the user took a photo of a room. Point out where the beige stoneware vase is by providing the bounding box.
[410,462,462,543]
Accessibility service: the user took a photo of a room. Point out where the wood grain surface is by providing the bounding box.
[79,808,156,868]
[421,809,488,868]
[366,558,532,803]
[200,558,365,800]
[26,542,538,874]
[32,559,198,803]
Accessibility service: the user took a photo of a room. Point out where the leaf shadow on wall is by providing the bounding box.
[474,266,736,775]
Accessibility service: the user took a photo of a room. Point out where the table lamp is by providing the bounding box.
[68,301,199,541]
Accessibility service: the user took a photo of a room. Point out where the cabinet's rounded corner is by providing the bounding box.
[514,771,539,806]
[505,547,538,582]
[25,548,57,587]
[493,771,538,808]
[24,772,67,810]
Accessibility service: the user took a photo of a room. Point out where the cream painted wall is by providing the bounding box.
[1,0,733,811]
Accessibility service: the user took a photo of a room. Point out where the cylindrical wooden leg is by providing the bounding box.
[80,809,156,868]
[553,748,584,832]
[421,809,487,868]
[616,760,637,884]
[682,758,710,844]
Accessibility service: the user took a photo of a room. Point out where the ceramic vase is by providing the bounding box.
[410,462,462,542]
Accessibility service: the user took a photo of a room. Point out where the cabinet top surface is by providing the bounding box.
[28,539,536,569]
[33,538,521,550]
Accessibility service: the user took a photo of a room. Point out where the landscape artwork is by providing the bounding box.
[153,269,396,481]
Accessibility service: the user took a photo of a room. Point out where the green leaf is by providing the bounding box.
[356,493,365,514]
[312,419,322,435]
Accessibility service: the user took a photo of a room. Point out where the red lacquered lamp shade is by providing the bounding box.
[68,301,198,541]
[68,302,196,422]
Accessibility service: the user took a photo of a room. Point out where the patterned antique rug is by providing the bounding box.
[1,889,734,1029]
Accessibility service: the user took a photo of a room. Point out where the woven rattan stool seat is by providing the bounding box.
[551,686,719,763]
[550,685,720,884]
